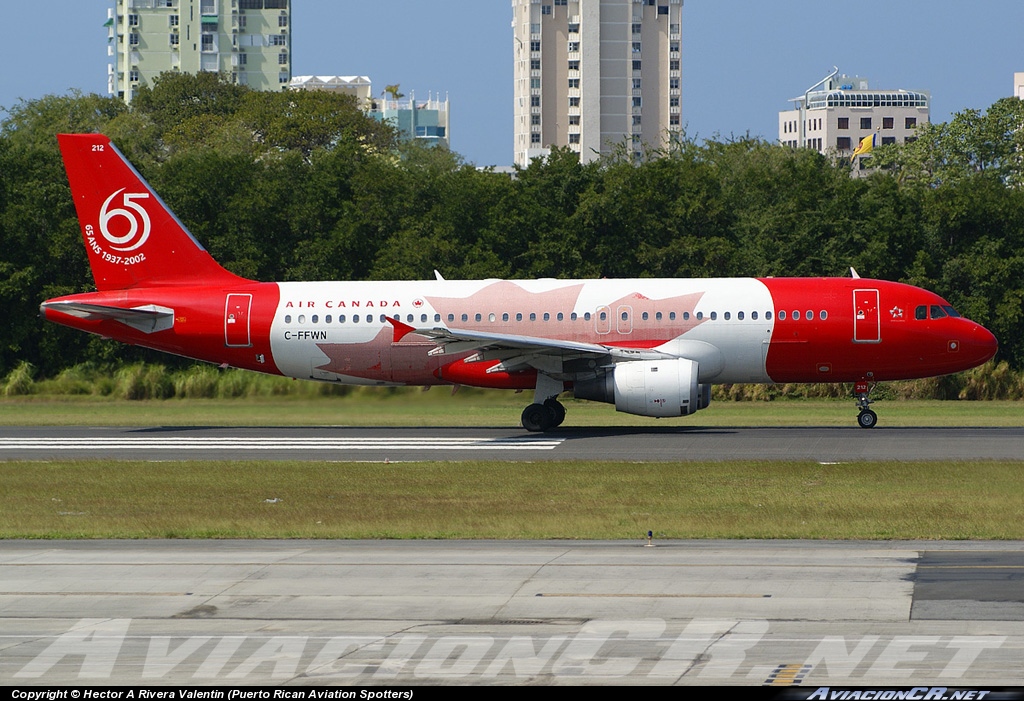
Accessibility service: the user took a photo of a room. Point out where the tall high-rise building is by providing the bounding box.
[512,0,684,166]
[106,0,291,104]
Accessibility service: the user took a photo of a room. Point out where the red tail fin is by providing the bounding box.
[58,133,247,290]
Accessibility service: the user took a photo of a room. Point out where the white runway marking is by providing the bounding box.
[0,436,564,451]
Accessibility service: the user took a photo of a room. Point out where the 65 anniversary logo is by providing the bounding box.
[84,188,151,265]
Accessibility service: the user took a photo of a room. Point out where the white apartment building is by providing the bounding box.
[779,69,929,160]
[107,0,291,104]
[512,0,684,166]
[289,75,374,105]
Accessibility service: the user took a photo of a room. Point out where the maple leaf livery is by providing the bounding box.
[42,134,998,431]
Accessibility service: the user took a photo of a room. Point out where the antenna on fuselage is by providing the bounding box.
[434,270,445,281]
[849,267,861,279]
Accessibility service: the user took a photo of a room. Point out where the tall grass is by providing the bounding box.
[4,360,1024,401]
[1,361,35,396]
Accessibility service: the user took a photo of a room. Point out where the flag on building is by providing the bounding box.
[851,133,877,160]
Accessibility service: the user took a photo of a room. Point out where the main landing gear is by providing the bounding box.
[522,373,567,432]
[521,398,566,432]
[854,380,877,429]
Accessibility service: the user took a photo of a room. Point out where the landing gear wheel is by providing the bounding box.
[521,403,555,432]
[857,409,878,429]
[544,398,566,427]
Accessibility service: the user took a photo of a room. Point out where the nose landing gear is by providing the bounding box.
[855,380,877,428]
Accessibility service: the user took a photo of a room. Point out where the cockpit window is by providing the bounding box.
[943,306,961,318]
[915,305,927,320]
[930,305,947,319]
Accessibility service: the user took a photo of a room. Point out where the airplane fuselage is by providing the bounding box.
[44,276,996,389]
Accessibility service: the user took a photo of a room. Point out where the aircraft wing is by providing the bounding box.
[386,318,673,374]
[40,301,174,334]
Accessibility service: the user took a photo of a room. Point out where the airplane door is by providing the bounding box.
[224,293,252,347]
[853,289,880,343]
[616,305,633,334]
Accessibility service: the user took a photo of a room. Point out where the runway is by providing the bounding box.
[2,540,1024,686]
[2,425,1023,461]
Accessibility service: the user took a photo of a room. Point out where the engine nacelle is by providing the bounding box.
[573,359,711,418]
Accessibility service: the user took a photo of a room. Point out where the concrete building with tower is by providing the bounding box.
[779,69,929,160]
[512,0,684,166]
[106,0,291,103]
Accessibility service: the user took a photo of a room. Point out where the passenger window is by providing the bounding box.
[462,314,469,322]
[543,313,550,321]
[489,313,496,322]
[710,312,717,320]
[557,312,564,321]
[584,312,592,321]
[600,311,607,321]
[915,306,927,320]
[669,312,676,320]
[806,310,813,320]
[284,315,292,324]
[751,311,758,320]
[447,313,454,322]
[298,315,306,324]
[778,311,785,320]
[516,313,523,321]
[642,312,649,321]
[766,311,772,320]
[432,314,439,322]
[930,305,947,319]
[339,315,346,323]
[724,312,731,320]
[571,312,578,321]
[475,313,482,322]
[681,312,687,320]
[696,312,703,320]
[621,311,629,321]
[406,314,413,323]
[819,310,827,320]
[502,313,509,322]
[352,315,358,323]
[792,311,800,320]
[737,311,744,320]
[530,313,537,321]
[311,315,318,324]
[326,315,332,324]
[656,311,662,321]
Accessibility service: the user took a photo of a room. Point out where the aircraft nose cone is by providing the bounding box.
[967,323,998,365]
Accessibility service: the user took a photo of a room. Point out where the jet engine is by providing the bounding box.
[573,358,711,418]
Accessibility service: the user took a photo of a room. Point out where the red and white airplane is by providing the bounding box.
[42,134,998,430]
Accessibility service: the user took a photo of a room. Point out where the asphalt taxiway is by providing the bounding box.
[2,540,1024,686]
[2,425,1023,461]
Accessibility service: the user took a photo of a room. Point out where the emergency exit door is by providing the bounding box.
[225,293,252,347]
[853,289,880,343]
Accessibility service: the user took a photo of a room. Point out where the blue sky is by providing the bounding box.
[2,1,1022,166]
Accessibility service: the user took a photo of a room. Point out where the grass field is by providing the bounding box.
[2,459,1022,540]
[1,393,1022,540]
[2,392,1023,427]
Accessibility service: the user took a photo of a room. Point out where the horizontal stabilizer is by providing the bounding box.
[41,301,174,334]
